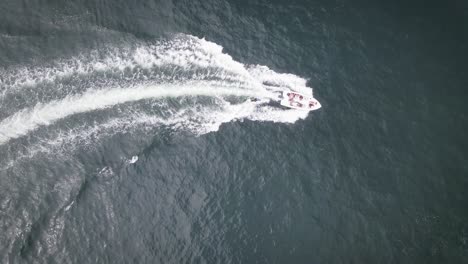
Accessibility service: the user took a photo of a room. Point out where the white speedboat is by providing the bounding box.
[280,90,321,111]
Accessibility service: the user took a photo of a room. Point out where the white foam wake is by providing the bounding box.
[0,35,254,97]
[0,83,271,145]
[0,34,316,149]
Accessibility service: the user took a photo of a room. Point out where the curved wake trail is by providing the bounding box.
[0,84,270,145]
[0,33,316,161]
[0,28,320,263]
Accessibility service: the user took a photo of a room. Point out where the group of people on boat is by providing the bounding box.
[286,92,317,108]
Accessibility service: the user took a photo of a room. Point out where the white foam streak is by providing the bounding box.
[0,84,266,145]
[0,34,318,154]
[0,35,254,97]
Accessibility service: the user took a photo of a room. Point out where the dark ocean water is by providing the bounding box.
[1,0,468,263]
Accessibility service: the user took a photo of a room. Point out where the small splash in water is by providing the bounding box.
[128,155,138,164]
[64,201,74,211]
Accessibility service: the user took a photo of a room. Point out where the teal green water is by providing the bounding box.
[1,1,467,263]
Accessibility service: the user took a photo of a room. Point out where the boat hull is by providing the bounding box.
[279,91,321,111]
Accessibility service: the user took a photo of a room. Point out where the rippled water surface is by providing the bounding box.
[1,0,467,263]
